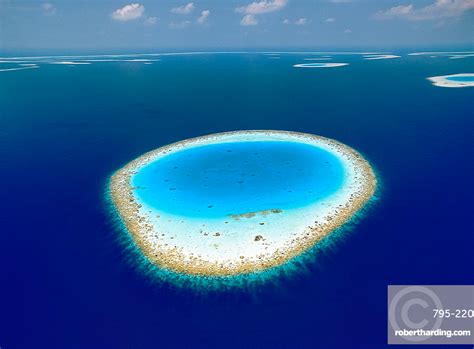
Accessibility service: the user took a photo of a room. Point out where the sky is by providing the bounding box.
[1,0,473,52]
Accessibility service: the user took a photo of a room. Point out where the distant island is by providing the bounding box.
[293,62,349,68]
[428,73,474,88]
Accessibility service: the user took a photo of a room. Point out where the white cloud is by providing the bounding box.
[282,18,311,26]
[374,0,474,21]
[197,10,210,24]
[325,17,336,22]
[236,0,287,14]
[41,2,56,16]
[171,3,195,15]
[144,16,157,25]
[237,0,287,25]
[344,28,352,33]
[111,3,145,21]
[295,17,309,25]
[241,14,258,25]
[373,4,413,20]
[169,20,191,29]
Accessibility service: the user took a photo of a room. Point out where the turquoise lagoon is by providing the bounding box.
[132,141,345,219]
[446,75,474,82]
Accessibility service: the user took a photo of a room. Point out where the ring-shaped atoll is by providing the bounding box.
[109,131,376,280]
[428,73,474,88]
[293,62,348,68]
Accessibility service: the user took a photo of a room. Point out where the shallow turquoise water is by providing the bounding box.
[297,63,327,67]
[132,140,345,218]
[446,75,474,82]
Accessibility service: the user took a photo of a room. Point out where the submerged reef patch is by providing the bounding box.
[363,54,401,60]
[293,62,348,68]
[0,64,39,72]
[50,61,92,65]
[109,130,376,282]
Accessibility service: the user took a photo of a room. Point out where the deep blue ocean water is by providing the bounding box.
[132,140,344,218]
[1,52,473,348]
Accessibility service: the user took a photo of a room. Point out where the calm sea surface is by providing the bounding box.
[1,52,473,348]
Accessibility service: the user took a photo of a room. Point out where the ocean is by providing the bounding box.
[1,51,473,348]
